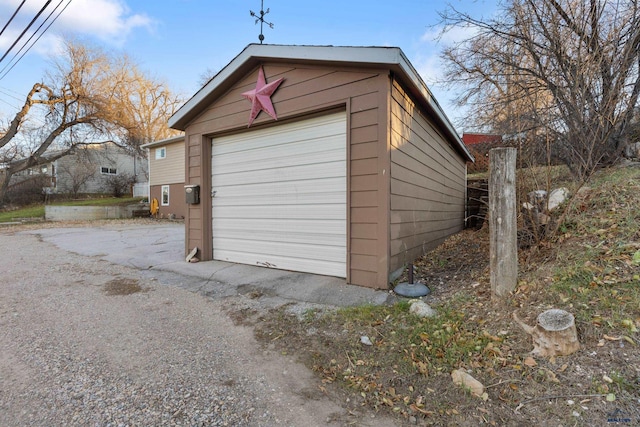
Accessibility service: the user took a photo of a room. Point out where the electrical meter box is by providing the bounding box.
[184,185,200,204]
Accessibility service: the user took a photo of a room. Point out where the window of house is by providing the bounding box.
[156,147,166,159]
[161,185,169,206]
[41,165,48,173]
[101,167,117,175]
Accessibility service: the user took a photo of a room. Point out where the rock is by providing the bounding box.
[360,336,373,346]
[547,187,569,211]
[451,369,484,397]
[409,300,437,318]
[624,142,640,159]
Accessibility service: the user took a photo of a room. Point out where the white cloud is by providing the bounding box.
[57,0,154,43]
[0,0,154,54]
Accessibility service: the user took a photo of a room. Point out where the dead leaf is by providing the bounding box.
[524,357,537,367]
[410,404,434,415]
[604,334,622,341]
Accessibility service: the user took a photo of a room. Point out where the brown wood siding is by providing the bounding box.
[183,63,390,289]
[388,80,466,273]
[149,183,187,219]
[184,134,212,259]
[148,141,185,186]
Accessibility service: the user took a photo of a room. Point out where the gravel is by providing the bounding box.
[0,225,397,427]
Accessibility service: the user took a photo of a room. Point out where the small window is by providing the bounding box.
[101,167,117,175]
[41,165,48,173]
[156,147,166,159]
[161,185,170,206]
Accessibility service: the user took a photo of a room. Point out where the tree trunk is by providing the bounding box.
[489,147,518,298]
[0,170,13,203]
[513,309,580,357]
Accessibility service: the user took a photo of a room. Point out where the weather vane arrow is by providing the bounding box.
[250,0,273,44]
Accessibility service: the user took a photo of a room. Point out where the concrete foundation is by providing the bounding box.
[45,205,149,221]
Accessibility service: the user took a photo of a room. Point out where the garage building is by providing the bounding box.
[169,44,473,290]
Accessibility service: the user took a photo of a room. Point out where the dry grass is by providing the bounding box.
[251,165,640,426]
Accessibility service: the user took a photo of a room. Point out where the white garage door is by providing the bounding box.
[211,112,347,277]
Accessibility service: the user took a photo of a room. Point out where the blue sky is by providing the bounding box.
[0,0,496,130]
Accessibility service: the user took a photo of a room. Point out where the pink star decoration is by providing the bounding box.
[241,66,284,127]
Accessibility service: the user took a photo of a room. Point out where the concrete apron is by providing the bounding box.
[26,223,392,308]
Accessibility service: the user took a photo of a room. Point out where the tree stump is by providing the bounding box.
[513,309,580,357]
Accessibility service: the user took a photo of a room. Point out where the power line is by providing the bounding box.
[0,0,70,80]
[0,86,24,103]
[0,0,26,37]
[0,0,52,65]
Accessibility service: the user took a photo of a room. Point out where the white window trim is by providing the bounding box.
[156,147,167,160]
[161,185,170,206]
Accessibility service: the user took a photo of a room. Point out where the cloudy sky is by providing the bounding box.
[0,0,496,128]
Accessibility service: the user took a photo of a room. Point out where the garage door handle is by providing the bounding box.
[211,190,217,197]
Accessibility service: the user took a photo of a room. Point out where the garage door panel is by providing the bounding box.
[212,117,345,155]
[212,177,344,199]
[214,161,346,186]
[214,204,346,220]
[212,136,345,173]
[214,191,346,207]
[214,250,345,277]
[214,237,345,261]
[214,218,346,235]
[214,227,345,247]
[212,112,347,277]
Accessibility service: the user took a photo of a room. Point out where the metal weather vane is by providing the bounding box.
[250,0,274,44]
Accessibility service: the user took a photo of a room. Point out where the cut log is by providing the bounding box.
[513,309,580,357]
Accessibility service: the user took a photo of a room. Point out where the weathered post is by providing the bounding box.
[489,147,517,298]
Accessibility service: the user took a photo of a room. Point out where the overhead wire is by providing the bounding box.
[0,0,71,80]
[0,0,53,65]
[0,0,26,37]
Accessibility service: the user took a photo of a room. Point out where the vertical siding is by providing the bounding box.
[389,80,466,273]
[184,134,212,259]
[349,93,383,287]
[148,140,185,185]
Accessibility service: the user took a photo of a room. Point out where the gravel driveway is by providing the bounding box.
[0,222,396,426]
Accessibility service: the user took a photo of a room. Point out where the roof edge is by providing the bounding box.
[141,134,185,149]
[168,44,473,162]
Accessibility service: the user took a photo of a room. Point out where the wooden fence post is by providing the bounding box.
[489,147,517,298]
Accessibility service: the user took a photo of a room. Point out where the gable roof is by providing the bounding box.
[169,44,473,162]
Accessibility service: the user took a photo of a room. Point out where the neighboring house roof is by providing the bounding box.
[462,133,503,146]
[141,135,185,149]
[169,44,473,162]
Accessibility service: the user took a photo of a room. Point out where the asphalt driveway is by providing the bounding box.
[28,221,392,309]
[1,220,398,426]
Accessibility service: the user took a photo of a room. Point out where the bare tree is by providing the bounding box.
[55,147,97,198]
[109,67,183,153]
[439,0,640,179]
[0,39,182,202]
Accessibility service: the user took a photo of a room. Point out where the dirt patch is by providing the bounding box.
[247,224,640,426]
[103,278,146,296]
